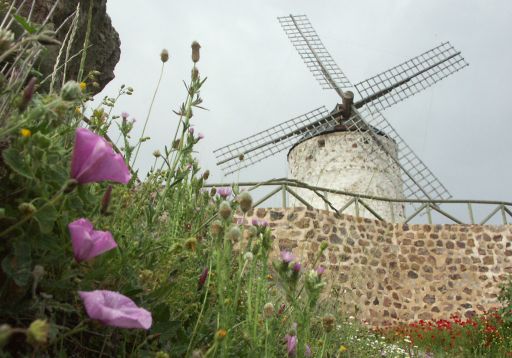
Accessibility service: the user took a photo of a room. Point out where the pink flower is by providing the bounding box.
[79,290,152,329]
[198,132,204,140]
[285,334,297,357]
[71,128,131,184]
[280,250,295,264]
[121,112,129,119]
[68,218,117,262]
[305,344,312,357]
[292,262,301,273]
[316,266,325,276]
[188,127,194,135]
[252,218,268,227]
[217,187,232,199]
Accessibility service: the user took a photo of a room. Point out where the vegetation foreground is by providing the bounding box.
[2,2,512,357]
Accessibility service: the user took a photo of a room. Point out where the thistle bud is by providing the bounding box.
[244,252,254,262]
[210,220,223,236]
[227,226,241,242]
[61,80,82,101]
[191,41,201,63]
[202,170,210,180]
[263,302,275,318]
[153,150,161,158]
[219,201,232,220]
[26,319,49,346]
[172,139,181,149]
[210,187,217,196]
[322,314,335,332]
[237,192,253,213]
[160,49,169,63]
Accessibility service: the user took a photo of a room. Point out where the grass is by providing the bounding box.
[1,2,512,357]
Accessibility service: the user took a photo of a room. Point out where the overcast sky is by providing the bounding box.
[98,0,512,205]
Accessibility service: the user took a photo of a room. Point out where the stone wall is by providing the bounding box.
[247,207,512,326]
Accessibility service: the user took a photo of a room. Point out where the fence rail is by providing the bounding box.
[204,178,512,225]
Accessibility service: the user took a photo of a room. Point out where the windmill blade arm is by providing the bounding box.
[346,105,451,201]
[278,14,352,94]
[354,42,468,113]
[214,106,340,175]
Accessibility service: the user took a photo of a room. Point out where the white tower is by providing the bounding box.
[287,125,405,222]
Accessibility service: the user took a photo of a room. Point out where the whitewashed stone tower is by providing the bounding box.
[287,124,405,222]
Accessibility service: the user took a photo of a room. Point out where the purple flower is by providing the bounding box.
[280,250,295,264]
[316,266,325,276]
[285,334,297,357]
[188,127,195,135]
[71,128,131,184]
[292,262,301,273]
[251,218,268,227]
[68,218,117,262]
[217,187,232,199]
[198,132,204,140]
[79,290,152,329]
[121,112,129,119]
[305,344,312,357]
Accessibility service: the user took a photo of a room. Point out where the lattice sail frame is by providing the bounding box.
[214,107,337,175]
[278,15,352,91]
[354,42,468,113]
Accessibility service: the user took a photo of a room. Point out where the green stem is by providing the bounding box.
[319,332,329,358]
[131,61,165,166]
[77,0,93,82]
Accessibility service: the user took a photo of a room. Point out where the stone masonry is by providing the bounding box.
[246,207,512,326]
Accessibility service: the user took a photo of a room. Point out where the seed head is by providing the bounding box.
[160,49,169,63]
[61,81,83,101]
[210,220,223,236]
[152,150,161,158]
[237,191,253,213]
[191,41,201,63]
[27,319,49,346]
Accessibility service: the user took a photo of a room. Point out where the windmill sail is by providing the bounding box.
[214,106,339,175]
[354,42,468,113]
[278,14,352,93]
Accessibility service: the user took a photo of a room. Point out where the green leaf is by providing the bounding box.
[12,14,37,34]
[1,240,32,286]
[2,147,33,179]
[34,204,58,233]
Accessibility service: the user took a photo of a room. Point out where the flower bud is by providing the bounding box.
[19,77,37,112]
[191,41,201,63]
[27,319,49,345]
[32,265,45,280]
[160,49,169,63]
[202,170,210,180]
[227,226,241,242]
[0,324,12,348]
[219,201,232,220]
[100,185,113,215]
[61,81,82,101]
[153,150,161,158]
[237,192,253,213]
[210,220,223,236]
[191,67,199,80]
[215,328,227,341]
[263,302,275,318]
[210,187,217,196]
[322,314,335,332]
[18,202,36,216]
[292,262,301,273]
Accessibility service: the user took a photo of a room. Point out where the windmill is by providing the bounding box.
[214,14,468,221]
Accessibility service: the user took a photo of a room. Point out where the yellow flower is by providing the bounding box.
[79,82,87,91]
[20,128,31,137]
[338,345,347,353]
[75,106,82,115]
[215,328,227,341]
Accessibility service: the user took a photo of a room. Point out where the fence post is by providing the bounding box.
[323,190,329,211]
[426,204,432,224]
[467,203,475,224]
[354,197,360,217]
[501,204,508,225]
[281,185,287,209]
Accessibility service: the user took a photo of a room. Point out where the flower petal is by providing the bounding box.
[79,290,152,329]
[68,218,117,262]
[71,128,131,184]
